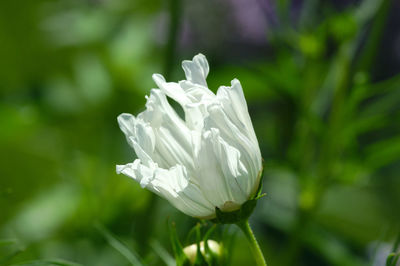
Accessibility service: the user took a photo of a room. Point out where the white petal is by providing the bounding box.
[151,165,215,217]
[153,73,213,105]
[117,161,214,217]
[117,113,136,137]
[194,128,247,207]
[152,74,191,106]
[118,114,155,166]
[116,159,156,188]
[211,131,250,201]
[128,137,153,166]
[216,79,259,146]
[152,74,214,131]
[179,80,215,102]
[205,103,262,193]
[138,89,195,172]
[184,102,208,131]
[182,53,209,87]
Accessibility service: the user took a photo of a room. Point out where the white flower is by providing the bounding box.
[116,54,262,218]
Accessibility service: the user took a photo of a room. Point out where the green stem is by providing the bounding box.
[236,220,267,266]
[164,0,182,80]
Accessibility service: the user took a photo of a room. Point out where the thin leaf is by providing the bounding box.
[349,73,400,108]
[0,249,24,266]
[185,222,202,246]
[365,136,400,170]
[149,240,175,266]
[203,224,217,256]
[10,259,83,266]
[95,223,143,266]
[0,239,17,247]
[194,224,207,265]
[168,221,186,266]
[386,253,400,266]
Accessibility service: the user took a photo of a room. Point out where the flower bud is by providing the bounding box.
[183,240,221,264]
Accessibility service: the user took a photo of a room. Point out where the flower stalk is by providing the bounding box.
[236,220,267,266]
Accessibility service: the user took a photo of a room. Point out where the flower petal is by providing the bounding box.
[216,79,259,146]
[205,103,262,193]
[117,161,214,217]
[194,128,248,208]
[117,114,155,166]
[116,159,157,188]
[182,53,209,87]
[138,89,195,172]
[152,74,191,106]
[152,74,214,131]
[117,113,136,137]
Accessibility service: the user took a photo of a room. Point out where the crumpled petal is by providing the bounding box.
[117,160,214,217]
[136,89,195,172]
[152,72,213,131]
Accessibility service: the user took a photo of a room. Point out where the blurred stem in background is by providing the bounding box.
[282,0,394,265]
[355,0,392,73]
[164,0,182,80]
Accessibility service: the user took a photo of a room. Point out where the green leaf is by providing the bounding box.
[193,224,207,265]
[365,136,400,170]
[203,225,217,255]
[95,223,143,266]
[203,225,222,266]
[0,249,24,265]
[349,73,400,109]
[185,221,205,246]
[168,221,187,266]
[9,259,83,266]
[386,252,400,266]
[149,239,175,266]
[0,239,17,247]
[255,164,266,199]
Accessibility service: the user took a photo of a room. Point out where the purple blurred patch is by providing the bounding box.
[229,0,270,44]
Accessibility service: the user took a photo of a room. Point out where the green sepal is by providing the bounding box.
[254,161,266,199]
[211,164,266,225]
[213,199,256,224]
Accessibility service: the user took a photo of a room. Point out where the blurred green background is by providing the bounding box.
[1,0,400,265]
